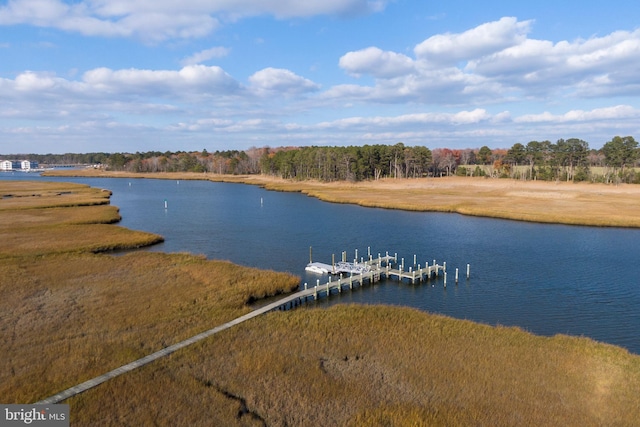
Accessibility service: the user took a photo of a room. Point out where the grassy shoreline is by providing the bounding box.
[43,169,640,228]
[4,179,640,426]
[0,181,300,403]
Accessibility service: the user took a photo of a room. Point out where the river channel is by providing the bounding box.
[3,174,640,354]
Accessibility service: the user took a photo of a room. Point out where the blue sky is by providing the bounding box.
[1,0,639,154]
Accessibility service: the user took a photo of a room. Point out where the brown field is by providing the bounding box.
[3,178,640,426]
[69,305,640,426]
[44,169,640,227]
[0,180,112,209]
[0,182,163,256]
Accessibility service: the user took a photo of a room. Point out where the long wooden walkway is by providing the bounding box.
[36,294,295,404]
[37,251,467,404]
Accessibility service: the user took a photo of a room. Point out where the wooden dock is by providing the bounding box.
[273,251,469,311]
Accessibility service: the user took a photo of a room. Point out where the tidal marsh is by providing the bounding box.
[3,179,640,426]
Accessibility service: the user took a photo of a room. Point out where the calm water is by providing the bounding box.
[3,173,640,354]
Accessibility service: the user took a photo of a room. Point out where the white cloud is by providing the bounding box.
[2,100,639,153]
[249,68,320,95]
[330,19,640,106]
[467,28,640,97]
[88,0,386,19]
[317,109,490,128]
[14,71,61,92]
[181,47,231,66]
[0,0,388,41]
[0,0,163,39]
[515,105,639,123]
[339,47,415,78]
[329,18,539,105]
[321,84,374,101]
[414,17,532,66]
[82,65,240,96]
[0,0,68,25]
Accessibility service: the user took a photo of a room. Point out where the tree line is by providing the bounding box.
[470,136,639,184]
[0,149,264,175]
[2,135,638,183]
[260,136,640,183]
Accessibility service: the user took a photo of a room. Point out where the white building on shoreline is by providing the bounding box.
[0,160,39,171]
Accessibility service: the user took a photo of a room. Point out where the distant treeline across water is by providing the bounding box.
[3,135,639,183]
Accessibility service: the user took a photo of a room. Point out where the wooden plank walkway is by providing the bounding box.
[37,252,467,404]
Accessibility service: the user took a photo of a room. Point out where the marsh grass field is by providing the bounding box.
[0,182,299,402]
[3,178,640,426]
[69,305,640,426]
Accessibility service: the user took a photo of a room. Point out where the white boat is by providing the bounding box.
[305,262,332,274]
[305,261,372,275]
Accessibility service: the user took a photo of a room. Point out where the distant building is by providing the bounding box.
[21,160,38,170]
[0,160,38,171]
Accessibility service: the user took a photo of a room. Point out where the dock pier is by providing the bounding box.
[271,250,469,312]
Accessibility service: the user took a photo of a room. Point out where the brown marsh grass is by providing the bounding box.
[0,181,163,256]
[44,169,640,227]
[0,181,299,404]
[1,180,111,209]
[68,305,640,426]
[0,252,299,403]
[0,205,122,227]
[0,224,165,257]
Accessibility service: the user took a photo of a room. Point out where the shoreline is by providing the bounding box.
[43,169,640,228]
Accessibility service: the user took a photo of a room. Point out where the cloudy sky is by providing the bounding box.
[1,0,639,154]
